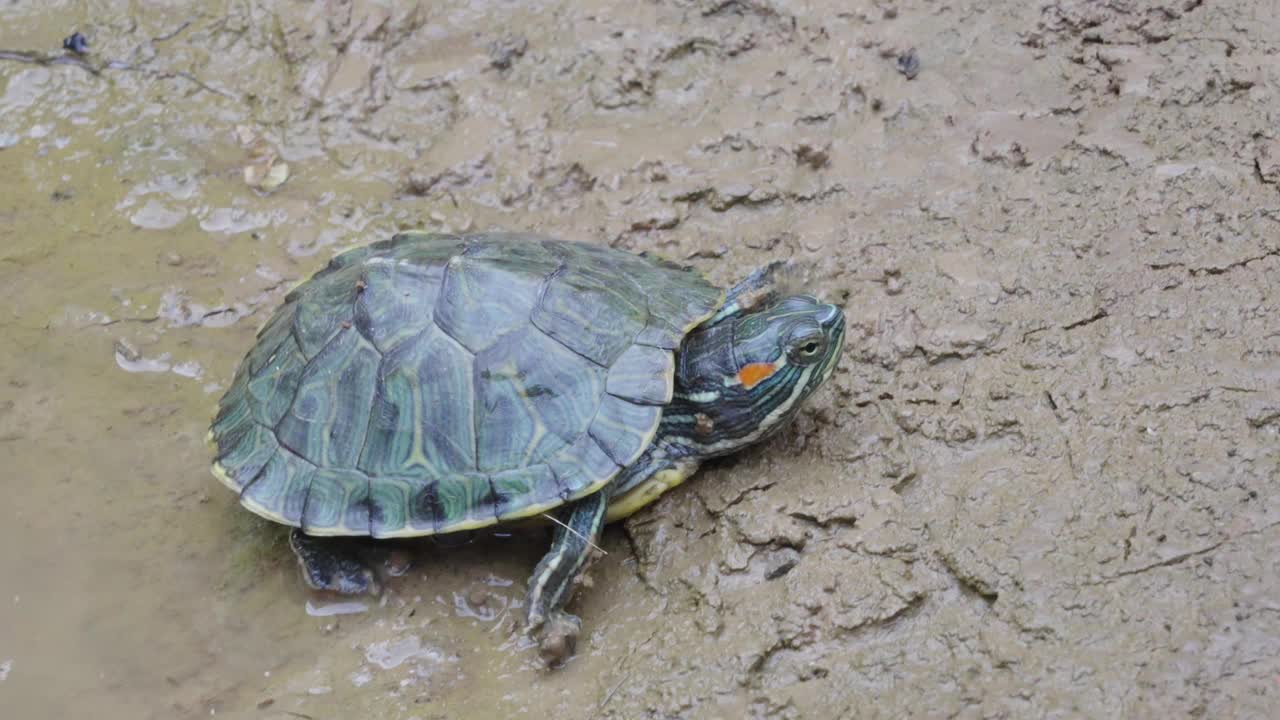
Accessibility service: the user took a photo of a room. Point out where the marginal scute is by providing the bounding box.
[639,264,722,327]
[317,240,389,277]
[359,326,476,476]
[210,384,252,444]
[431,473,498,531]
[303,468,371,535]
[589,395,662,467]
[386,232,463,258]
[547,433,620,500]
[367,474,419,538]
[240,449,317,527]
[276,330,380,469]
[632,320,686,350]
[214,423,279,490]
[633,259,723,349]
[492,465,561,519]
[606,345,675,405]
[246,336,306,426]
[245,303,297,374]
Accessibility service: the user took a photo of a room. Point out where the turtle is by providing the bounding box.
[208,231,844,662]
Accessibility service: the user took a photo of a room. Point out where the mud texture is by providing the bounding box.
[1,1,1278,718]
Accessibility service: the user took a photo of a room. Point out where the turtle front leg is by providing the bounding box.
[525,491,608,666]
[288,528,381,595]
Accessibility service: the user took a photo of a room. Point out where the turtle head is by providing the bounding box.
[665,294,845,457]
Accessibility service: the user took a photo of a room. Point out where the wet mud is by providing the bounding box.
[1,1,1277,718]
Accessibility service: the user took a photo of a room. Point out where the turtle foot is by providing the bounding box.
[532,610,582,667]
[288,528,381,595]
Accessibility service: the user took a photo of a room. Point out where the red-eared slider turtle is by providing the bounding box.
[209,231,844,662]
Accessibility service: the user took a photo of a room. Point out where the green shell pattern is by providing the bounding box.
[209,232,723,537]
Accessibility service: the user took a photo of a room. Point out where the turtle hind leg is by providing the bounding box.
[524,491,608,667]
[288,528,381,595]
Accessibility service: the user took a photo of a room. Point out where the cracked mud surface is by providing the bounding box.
[1,1,1277,718]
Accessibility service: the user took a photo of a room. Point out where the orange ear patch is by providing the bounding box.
[737,362,777,390]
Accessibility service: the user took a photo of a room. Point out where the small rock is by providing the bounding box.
[488,34,528,70]
[236,125,290,193]
[764,549,801,580]
[896,48,920,80]
[382,548,412,577]
[113,339,141,363]
[538,623,578,668]
[1256,141,1280,184]
[62,32,89,55]
[243,157,289,192]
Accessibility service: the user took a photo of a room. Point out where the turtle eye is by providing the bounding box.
[785,322,826,365]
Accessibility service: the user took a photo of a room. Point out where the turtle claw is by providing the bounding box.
[531,610,582,667]
[288,528,381,596]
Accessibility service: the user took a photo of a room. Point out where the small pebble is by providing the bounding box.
[488,34,528,70]
[897,48,920,80]
[765,553,799,580]
[62,31,89,55]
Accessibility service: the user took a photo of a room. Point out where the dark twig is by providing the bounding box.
[151,21,193,43]
[0,22,234,100]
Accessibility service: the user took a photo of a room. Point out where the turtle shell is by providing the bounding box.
[208,232,724,537]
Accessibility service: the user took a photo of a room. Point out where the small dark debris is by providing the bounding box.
[764,550,800,580]
[488,34,528,70]
[794,142,831,170]
[896,48,920,80]
[525,384,555,398]
[256,698,275,709]
[50,188,74,202]
[62,32,90,55]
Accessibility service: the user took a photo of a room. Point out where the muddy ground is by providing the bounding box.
[1,0,1277,718]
